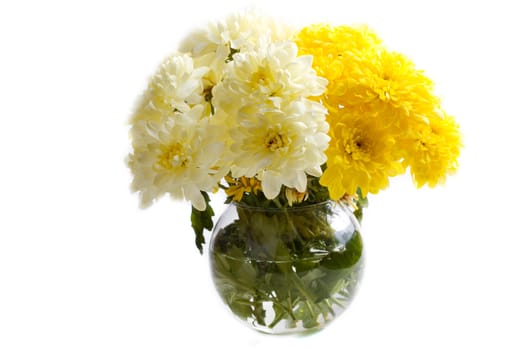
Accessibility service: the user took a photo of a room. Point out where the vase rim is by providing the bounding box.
[232,199,335,212]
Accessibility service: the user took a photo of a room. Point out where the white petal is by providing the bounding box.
[306,165,322,177]
[261,171,282,199]
[185,185,206,211]
[294,171,307,192]
[139,190,155,209]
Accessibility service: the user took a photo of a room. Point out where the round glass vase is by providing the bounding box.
[209,200,364,335]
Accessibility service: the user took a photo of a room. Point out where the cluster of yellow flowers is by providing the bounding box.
[295,24,461,198]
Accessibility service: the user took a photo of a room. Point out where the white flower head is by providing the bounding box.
[128,105,225,210]
[212,39,329,199]
[128,11,331,208]
[228,101,329,199]
[179,9,294,85]
[213,39,327,117]
[130,53,208,126]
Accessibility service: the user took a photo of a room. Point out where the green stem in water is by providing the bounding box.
[289,272,318,318]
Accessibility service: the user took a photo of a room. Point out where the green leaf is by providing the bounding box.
[254,297,266,326]
[228,297,253,320]
[320,231,363,270]
[225,45,240,63]
[190,192,214,254]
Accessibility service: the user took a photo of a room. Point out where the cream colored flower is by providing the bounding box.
[130,53,208,128]
[179,9,294,86]
[211,39,328,199]
[213,39,327,117]
[226,100,328,199]
[128,105,225,210]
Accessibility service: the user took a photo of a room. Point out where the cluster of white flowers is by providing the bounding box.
[128,9,329,210]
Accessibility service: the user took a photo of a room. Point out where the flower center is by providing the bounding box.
[344,138,367,161]
[265,130,286,152]
[252,68,268,86]
[376,84,391,102]
[158,144,190,170]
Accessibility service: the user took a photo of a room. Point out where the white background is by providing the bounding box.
[1,0,524,349]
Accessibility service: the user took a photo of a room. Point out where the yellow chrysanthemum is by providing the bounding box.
[320,113,404,199]
[224,175,262,201]
[399,111,462,187]
[295,24,382,81]
[340,49,438,123]
[295,24,439,127]
[285,187,309,206]
[297,23,460,198]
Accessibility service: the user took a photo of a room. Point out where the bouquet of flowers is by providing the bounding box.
[127,9,461,333]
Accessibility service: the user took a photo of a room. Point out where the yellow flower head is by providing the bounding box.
[295,24,440,125]
[320,113,404,199]
[224,175,262,202]
[285,187,309,206]
[297,23,459,198]
[343,50,438,122]
[295,24,382,81]
[400,111,462,187]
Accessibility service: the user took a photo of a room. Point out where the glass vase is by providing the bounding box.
[209,200,364,335]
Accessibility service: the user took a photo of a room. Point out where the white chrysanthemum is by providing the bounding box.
[179,9,294,85]
[228,101,329,199]
[128,105,225,210]
[130,53,208,127]
[213,39,327,117]
[211,39,329,199]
